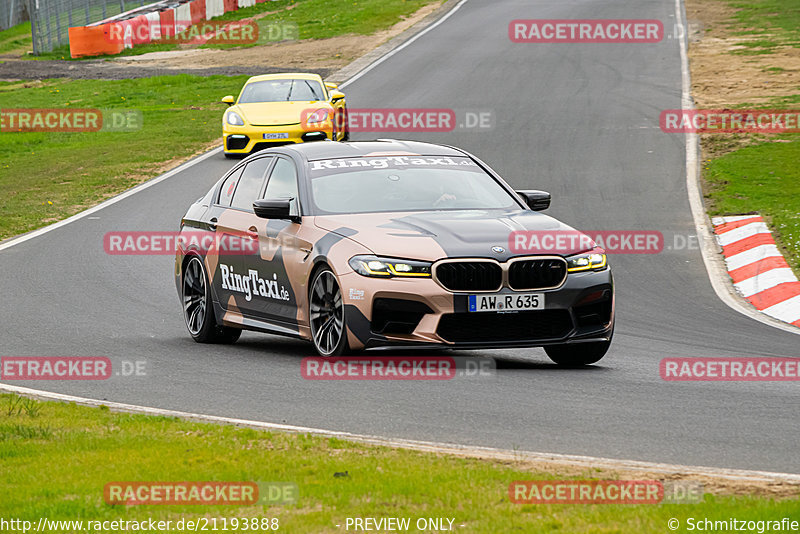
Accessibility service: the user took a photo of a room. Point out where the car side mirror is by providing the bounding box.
[221,95,235,106]
[325,82,339,90]
[329,90,345,102]
[253,198,300,222]
[516,190,551,211]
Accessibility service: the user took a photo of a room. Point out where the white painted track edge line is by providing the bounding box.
[675,0,799,336]
[338,0,470,90]
[2,382,799,483]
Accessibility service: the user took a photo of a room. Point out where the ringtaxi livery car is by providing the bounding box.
[175,140,614,364]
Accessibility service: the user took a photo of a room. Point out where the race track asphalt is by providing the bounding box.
[2,0,798,473]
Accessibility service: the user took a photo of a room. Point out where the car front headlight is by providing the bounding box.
[305,108,330,125]
[566,252,607,273]
[226,110,245,126]
[349,255,432,278]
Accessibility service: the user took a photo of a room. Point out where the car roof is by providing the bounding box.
[245,73,324,84]
[278,140,469,161]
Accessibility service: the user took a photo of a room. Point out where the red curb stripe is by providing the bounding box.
[747,282,800,311]
[722,233,776,258]
[729,256,791,284]
[714,216,763,235]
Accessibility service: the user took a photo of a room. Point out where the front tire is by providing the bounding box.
[309,268,349,356]
[544,338,612,367]
[182,256,241,344]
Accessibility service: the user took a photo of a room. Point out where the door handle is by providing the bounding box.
[209,217,218,231]
[246,226,259,238]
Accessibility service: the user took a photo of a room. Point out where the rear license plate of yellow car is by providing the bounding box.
[468,293,544,312]
[263,133,289,139]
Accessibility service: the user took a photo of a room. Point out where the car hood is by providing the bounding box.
[313,210,593,262]
[236,101,330,126]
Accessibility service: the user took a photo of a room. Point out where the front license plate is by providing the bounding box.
[263,133,289,139]
[468,293,544,312]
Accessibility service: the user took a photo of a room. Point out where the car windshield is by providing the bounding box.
[238,79,325,103]
[307,156,518,214]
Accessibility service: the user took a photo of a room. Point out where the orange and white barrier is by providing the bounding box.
[190,0,206,25]
[69,0,275,57]
[159,8,176,39]
[67,24,125,58]
[175,3,192,33]
[206,0,224,19]
[145,12,162,41]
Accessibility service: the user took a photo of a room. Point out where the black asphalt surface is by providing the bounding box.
[2,0,799,473]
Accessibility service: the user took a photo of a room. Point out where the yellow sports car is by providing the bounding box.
[221,73,347,157]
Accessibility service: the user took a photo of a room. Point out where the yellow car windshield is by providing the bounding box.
[239,79,325,103]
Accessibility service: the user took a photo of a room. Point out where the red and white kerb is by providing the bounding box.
[712,214,800,327]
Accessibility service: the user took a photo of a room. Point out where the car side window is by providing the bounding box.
[264,157,299,201]
[218,166,244,207]
[231,157,273,210]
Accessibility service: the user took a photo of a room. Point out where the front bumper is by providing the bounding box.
[340,268,614,351]
[223,122,332,154]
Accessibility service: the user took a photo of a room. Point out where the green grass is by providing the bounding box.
[704,137,800,272]
[0,0,438,241]
[0,393,798,533]
[33,0,437,59]
[698,2,800,273]
[0,22,32,56]
[727,0,800,53]
[0,74,247,240]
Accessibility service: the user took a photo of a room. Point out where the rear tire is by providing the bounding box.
[182,256,241,344]
[544,337,612,367]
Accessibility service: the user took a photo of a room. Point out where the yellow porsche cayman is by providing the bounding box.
[221,73,348,157]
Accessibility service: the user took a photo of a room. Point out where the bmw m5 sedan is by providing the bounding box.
[175,140,614,365]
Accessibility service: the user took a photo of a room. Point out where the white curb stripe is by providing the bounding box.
[717,222,771,247]
[762,295,800,323]
[712,215,761,226]
[735,268,798,298]
[724,244,784,272]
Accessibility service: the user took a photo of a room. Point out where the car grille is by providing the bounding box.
[508,258,567,290]
[435,261,502,292]
[437,310,573,343]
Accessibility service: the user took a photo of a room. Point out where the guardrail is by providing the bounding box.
[28,0,272,57]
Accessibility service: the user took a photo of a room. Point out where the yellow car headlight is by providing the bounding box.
[566,253,607,273]
[349,255,432,278]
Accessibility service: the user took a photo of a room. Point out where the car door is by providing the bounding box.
[210,156,274,317]
[239,155,310,326]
